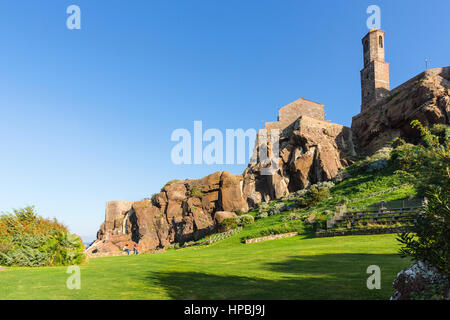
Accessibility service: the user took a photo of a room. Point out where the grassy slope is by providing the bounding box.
[0,162,417,300]
[0,234,411,300]
[240,163,418,240]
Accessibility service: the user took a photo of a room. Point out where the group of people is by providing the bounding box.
[122,243,139,255]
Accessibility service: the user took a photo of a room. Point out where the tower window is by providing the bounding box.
[364,40,369,53]
[379,36,383,48]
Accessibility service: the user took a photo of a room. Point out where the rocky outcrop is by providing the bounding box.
[90,67,449,257]
[242,116,356,206]
[96,201,134,240]
[391,261,450,300]
[89,102,356,257]
[214,211,237,224]
[352,67,450,155]
[88,171,248,256]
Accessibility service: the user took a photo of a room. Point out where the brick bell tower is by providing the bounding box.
[360,29,390,112]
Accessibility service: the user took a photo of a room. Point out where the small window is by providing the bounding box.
[379,36,383,48]
[364,40,369,53]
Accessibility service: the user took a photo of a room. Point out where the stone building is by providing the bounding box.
[360,29,390,112]
[265,97,325,131]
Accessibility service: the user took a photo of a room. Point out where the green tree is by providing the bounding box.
[398,187,449,273]
[391,121,450,194]
[0,206,85,267]
[393,121,450,273]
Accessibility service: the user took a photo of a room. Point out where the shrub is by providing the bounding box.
[0,241,14,254]
[296,185,330,208]
[0,206,85,267]
[430,123,450,146]
[281,213,302,222]
[257,202,269,211]
[394,121,450,274]
[151,193,159,207]
[189,185,204,197]
[219,218,238,232]
[268,203,288,216]
[391,121,449,195]
[346,147,392,175]
[161,179,181,191]
[366,159,388,172]
[316,181,336,189]
[398,188,449,274]
[1,247,49,267]
[237,214,254,226]
[256,212,268,220]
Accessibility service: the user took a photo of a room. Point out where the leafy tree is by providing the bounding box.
[391,121,450,194]
[219,218,238,232]
[0,206,86,267]
[398,187,449,273]
[296,185,330,208]
[393,121,450,273]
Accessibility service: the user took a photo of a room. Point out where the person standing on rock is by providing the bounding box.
[133,243,139,255]
[123,243,130,255]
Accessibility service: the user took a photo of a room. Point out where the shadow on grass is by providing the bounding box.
[144,253,406,300]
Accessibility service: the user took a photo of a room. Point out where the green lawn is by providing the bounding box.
[0,162,417,300]
[0,233,410,300]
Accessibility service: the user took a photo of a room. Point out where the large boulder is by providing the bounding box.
[97,201,134,239]
[214,211,237,224]
[85,234,132,257]
[242,115,355,206]
[391,261,450,300]
[89,171,250,256]
[131,200,170,251]
[220,172,249,213]
[85,240,122,257]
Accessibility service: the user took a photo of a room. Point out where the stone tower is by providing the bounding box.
[360,29,390,112]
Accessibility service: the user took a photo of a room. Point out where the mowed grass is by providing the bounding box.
[0,234,410,300]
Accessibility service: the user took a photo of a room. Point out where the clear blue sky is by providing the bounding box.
[0,0,448,240]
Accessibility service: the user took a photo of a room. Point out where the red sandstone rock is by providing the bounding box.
[242,115,355,206]
[89,171,248,257]
[352,67,450,155]
[90,67,449,257]
[220,172,248,213]
[214,211,237,224]
[85,240,122,257]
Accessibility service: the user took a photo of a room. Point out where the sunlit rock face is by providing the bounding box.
[89,67,449,257]
[242,115,355,207]
[88,172,248,256]
[352,67,450,155]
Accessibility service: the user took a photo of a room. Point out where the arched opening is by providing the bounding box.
[379,36,383,48]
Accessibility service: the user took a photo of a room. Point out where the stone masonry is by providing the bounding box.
[265,97,325,131]
[360,29,390,112]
